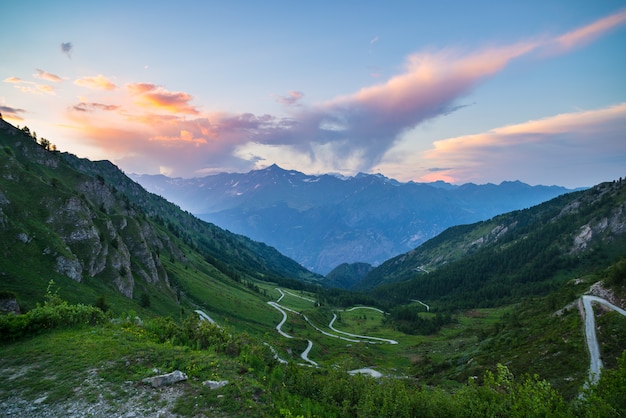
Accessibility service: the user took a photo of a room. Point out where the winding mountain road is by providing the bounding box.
[266,288,398,367]
[328,314,398,344]
[581,295,626,385]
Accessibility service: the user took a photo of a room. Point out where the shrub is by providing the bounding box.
[0,281,106,341]
[0,299,106,341]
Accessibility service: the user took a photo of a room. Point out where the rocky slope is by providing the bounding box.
[0,120,320,309]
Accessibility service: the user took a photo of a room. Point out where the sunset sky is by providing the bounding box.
[1,1,625,188]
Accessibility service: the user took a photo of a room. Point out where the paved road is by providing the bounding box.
[345,306,385,314]
[267,301,293,339]
[581,295,626,385]
[195,309,220,327]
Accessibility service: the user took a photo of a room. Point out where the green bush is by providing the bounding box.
[0,281,106,341]
[0,300,106,341]
[144,314,247,356]
[577,350,626,416]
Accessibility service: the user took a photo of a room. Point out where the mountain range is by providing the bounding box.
[1,117,626,415]
[365,178,626,307]
[131,165,575,274]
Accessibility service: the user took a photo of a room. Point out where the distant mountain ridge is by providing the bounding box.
[364,178,626,308]
[131,165,577,274]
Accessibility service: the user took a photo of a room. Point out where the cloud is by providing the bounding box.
[275,91,304,106]
[260,42,536,171]
[66,111,254,176]
[370,36,379,46]
[72,102,120,112]
[420,103,626,186]
[34,69,63,83]
[61,42,72,58]
[0,105,26,121]
[127,83,199,114]
[65,10,626,180]
[232,10,625,175]
[552,9,626,53]
[74,75,117,90]
[4,76,55,95]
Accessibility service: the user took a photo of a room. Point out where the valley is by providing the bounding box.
[1,118,625,416]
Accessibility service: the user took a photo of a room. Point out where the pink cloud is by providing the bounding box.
[420,103,626,185]
[74,75,117,90]
[65,106,263,175]
[63,10,625,179]
[34,69,63,83]
[275,91,304,106]
[268,41,540,171]
[553,9,626,53]
[3,76,23,83]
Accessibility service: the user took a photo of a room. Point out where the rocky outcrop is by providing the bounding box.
[55,255,83,282]
[0,295,20,314]
[570,199,626,253]
[38,190,176,297]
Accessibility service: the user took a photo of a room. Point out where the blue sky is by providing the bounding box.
[1,0,625,187]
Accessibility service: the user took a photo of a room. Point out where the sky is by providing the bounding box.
[1,1,625,188]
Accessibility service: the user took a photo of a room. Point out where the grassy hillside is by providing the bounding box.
[0,119,320,330]
[1,275,624,416]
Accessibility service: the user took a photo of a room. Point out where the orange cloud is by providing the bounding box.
[33,69,63,83]
[74,75,117,90]
[4,77,56,95]
[150,129,208,145]
[127,83,199,114]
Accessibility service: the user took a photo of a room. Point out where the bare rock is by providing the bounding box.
[202,380,229,389]
[142,370,187,388]
[55,256,83,282]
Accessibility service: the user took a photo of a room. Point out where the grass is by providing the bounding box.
[0,320,273,417]
[2,264,623,415]
[1,276,624,416]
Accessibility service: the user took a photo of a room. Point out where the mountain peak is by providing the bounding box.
[263,163,283,172]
